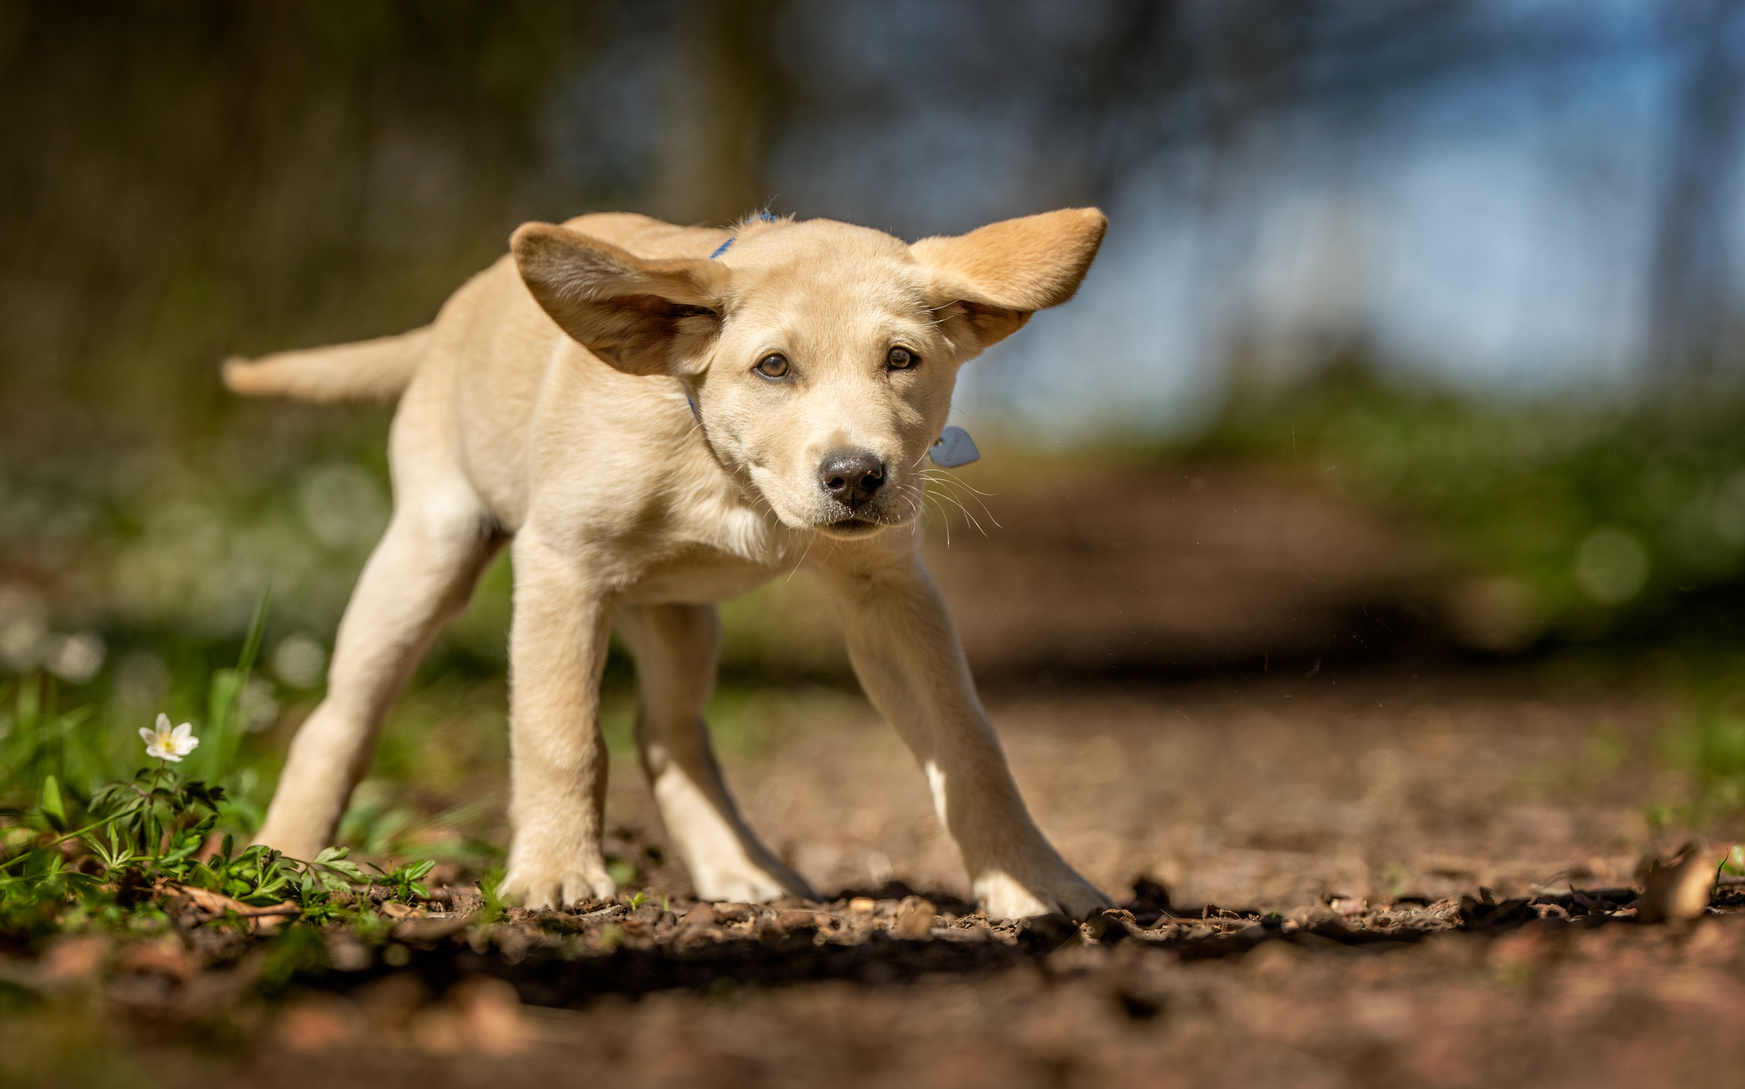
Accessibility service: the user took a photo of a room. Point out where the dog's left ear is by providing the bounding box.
[511,222,729,376]
[911,207,1107,355]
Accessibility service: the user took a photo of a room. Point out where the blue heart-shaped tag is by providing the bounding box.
[930,426,980,468]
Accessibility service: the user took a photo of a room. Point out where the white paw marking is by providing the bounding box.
[975,869,1115,920]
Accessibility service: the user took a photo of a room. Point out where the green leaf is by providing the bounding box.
[39,774,66,832]
[61,871,101,892]
[402,859,435,882]
[199,582,273,780]
[312,849,367,884]
[236,582,272,679]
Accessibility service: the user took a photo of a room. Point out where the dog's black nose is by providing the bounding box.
[819,452,886,506]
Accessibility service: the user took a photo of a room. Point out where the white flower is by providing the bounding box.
[140,713,199,762]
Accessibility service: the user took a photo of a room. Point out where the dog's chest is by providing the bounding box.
[619,553,784,605]
[612,492,800,605]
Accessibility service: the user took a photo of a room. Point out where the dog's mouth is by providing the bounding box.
[818,515,886,538]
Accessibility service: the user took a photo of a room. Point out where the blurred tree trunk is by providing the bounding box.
[1649,0,1745,383]
[649,0,777,226]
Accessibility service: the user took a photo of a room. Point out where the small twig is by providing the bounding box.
[171,883,301,920]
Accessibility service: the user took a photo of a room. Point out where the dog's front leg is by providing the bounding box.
[820,551,1113,920]
[500,527,619,909]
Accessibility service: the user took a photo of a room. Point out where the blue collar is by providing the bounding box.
[709,211,777,260]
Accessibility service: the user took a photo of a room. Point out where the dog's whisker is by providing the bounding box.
[906,490,929,527]
[925,474,1002,530]
[932,489,989,537]
[923,469,999,517]
[924,467,996,498]
[923,478,986,535]
[922,473,987,506]
[786,530,816,581]
[924,493,952,548]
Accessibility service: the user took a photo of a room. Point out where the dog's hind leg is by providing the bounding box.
[254,491,501,861]
[617,603,816,902]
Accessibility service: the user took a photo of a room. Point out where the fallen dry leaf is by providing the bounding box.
[1636,842,1715,924]
[894,897,937,939]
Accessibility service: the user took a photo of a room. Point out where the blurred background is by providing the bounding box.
[8,0,1745,877]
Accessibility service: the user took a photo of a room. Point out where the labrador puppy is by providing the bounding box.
[226,208,1111,918]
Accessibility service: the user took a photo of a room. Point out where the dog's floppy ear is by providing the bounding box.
[511,223,729,376]
[911,208,1107,355]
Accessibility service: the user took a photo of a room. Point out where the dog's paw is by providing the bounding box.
[691,858,816,904]
[500,859,618,910]
[975,869,1115,921]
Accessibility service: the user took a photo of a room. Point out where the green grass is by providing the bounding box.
[0,604,445,958]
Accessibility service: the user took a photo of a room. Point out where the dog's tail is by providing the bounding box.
[222,325,432,403]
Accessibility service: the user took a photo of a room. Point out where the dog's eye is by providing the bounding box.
[887,347,918,370]
[754,353,790,379]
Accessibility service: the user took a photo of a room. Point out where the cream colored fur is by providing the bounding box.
[229,208,1111,919]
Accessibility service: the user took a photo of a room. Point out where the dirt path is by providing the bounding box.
[14,666,1741,1089]
[613,669,1667,911]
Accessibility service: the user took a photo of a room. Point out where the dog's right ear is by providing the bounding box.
[511,223,729,377]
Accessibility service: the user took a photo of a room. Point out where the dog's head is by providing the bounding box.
[511,209,1105,538]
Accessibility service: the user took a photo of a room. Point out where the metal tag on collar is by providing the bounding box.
[930,425,980,467]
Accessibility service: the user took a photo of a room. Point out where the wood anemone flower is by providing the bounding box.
[140,713,199,763]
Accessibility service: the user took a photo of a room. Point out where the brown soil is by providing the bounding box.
[7,668,1743,1088]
